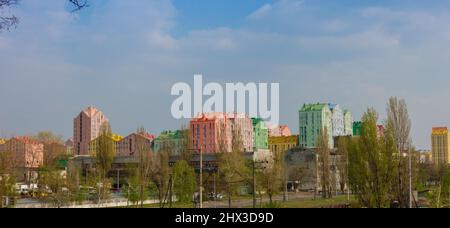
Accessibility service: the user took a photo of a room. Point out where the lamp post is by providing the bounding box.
[200,146,203,209]
[252,156,268,208]
[188,147,203,209]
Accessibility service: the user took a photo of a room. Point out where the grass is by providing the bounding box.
[116,195,358,208]
[278,195,357,208]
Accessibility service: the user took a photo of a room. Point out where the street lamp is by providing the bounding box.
[188,147,203,209]
[252,156,269,208]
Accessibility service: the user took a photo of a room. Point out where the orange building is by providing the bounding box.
[432,127,450,165]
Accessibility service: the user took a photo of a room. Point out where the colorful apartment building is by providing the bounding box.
[329,104,345,137]
[353,121,363,136]
[431,127,450,165]
[229,113,253,152]
[0,137,44,182]
[268,125,292,137]
[0,136,44,168]
[88,133,123,156]
[73,106,109,156]
[65,138,74,155]
[353,121,385,138]
[154,130,187,155]
[0,138,5,145]
[343,110,353,136]
[299,103,333,149]
[190,113,232,153]
[117,132,155,156]
[189,113,255,154]
[269,135,299,156]
[252,118,269,151]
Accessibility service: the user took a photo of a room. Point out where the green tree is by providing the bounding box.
[0,151,17,208]
[92,124,115,205]
[348,108,398,208]
[173,160,197,203]
[218,128,250,208]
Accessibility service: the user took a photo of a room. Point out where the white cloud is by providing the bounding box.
[247,4,272,20]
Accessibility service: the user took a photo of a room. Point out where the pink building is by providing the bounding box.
[73,106,109,156]
[0,137,44,169]
[229,113,253,153]
[117,132,155,156]
[269,125,292,137]
[190,113,253,154]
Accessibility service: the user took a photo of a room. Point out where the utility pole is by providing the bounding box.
[347,151,350,203]
[200,147,203,209]
[253,159,256,208]
[214,171,217,208]
[409,148,413,208]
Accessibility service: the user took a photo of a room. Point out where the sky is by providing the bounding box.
[2,0,450,149]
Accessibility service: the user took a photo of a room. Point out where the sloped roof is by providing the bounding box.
[300,103,329,112]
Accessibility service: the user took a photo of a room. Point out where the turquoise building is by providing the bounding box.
[252,118,269,151]
[299,103,334,149]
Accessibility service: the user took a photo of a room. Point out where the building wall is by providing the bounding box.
[330,104,345,137]
[299,103,333,149]
[268,125,292,137]
[343,111,353,136]
[154,130,187,155]
[73,106,109,156]
[117,133,154,156]
[88,133,122,156]
[432,127,450,165]
[229,113,253,153]
[269,135,299,155]
[0,137,44,172]
[190,113,232,153]
[252,118,269,151]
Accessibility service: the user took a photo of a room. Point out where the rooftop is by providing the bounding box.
[300,103,329,112]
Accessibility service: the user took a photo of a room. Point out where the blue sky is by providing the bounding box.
[2,0,450,149]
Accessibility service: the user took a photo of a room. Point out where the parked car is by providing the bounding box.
[208,192,224,201]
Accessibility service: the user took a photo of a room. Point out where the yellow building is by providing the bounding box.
[88,133,123,156]
[431,127,450,165]
[269,135,299,156]
[0,138,5,145]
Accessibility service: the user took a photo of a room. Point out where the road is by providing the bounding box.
[15,192,316,208]
[201,192,315,208]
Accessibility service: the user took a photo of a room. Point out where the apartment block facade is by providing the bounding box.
[73,106,109,156]
[432,127,450,165]
[117,132,155,156]
[252,118,269,151]
[154,130,187,155]
[299,103,333,149]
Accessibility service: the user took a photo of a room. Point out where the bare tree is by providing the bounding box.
[0,0,19,31]
[68,0,89,12]
[386,97,413,208]
[135,127,154,208]
[336,137,349,194]
[0,0,89,31]
[316,127,331,199]
[386,97,412,152]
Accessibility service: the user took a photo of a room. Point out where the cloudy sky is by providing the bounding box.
[1,0,450,149]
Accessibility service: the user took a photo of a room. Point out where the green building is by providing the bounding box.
[299,103,333,149]
[154,130,187,155]
[252,118,269,151]
[353,122,362,136]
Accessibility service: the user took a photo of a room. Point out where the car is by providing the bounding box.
[208,192,224,201]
